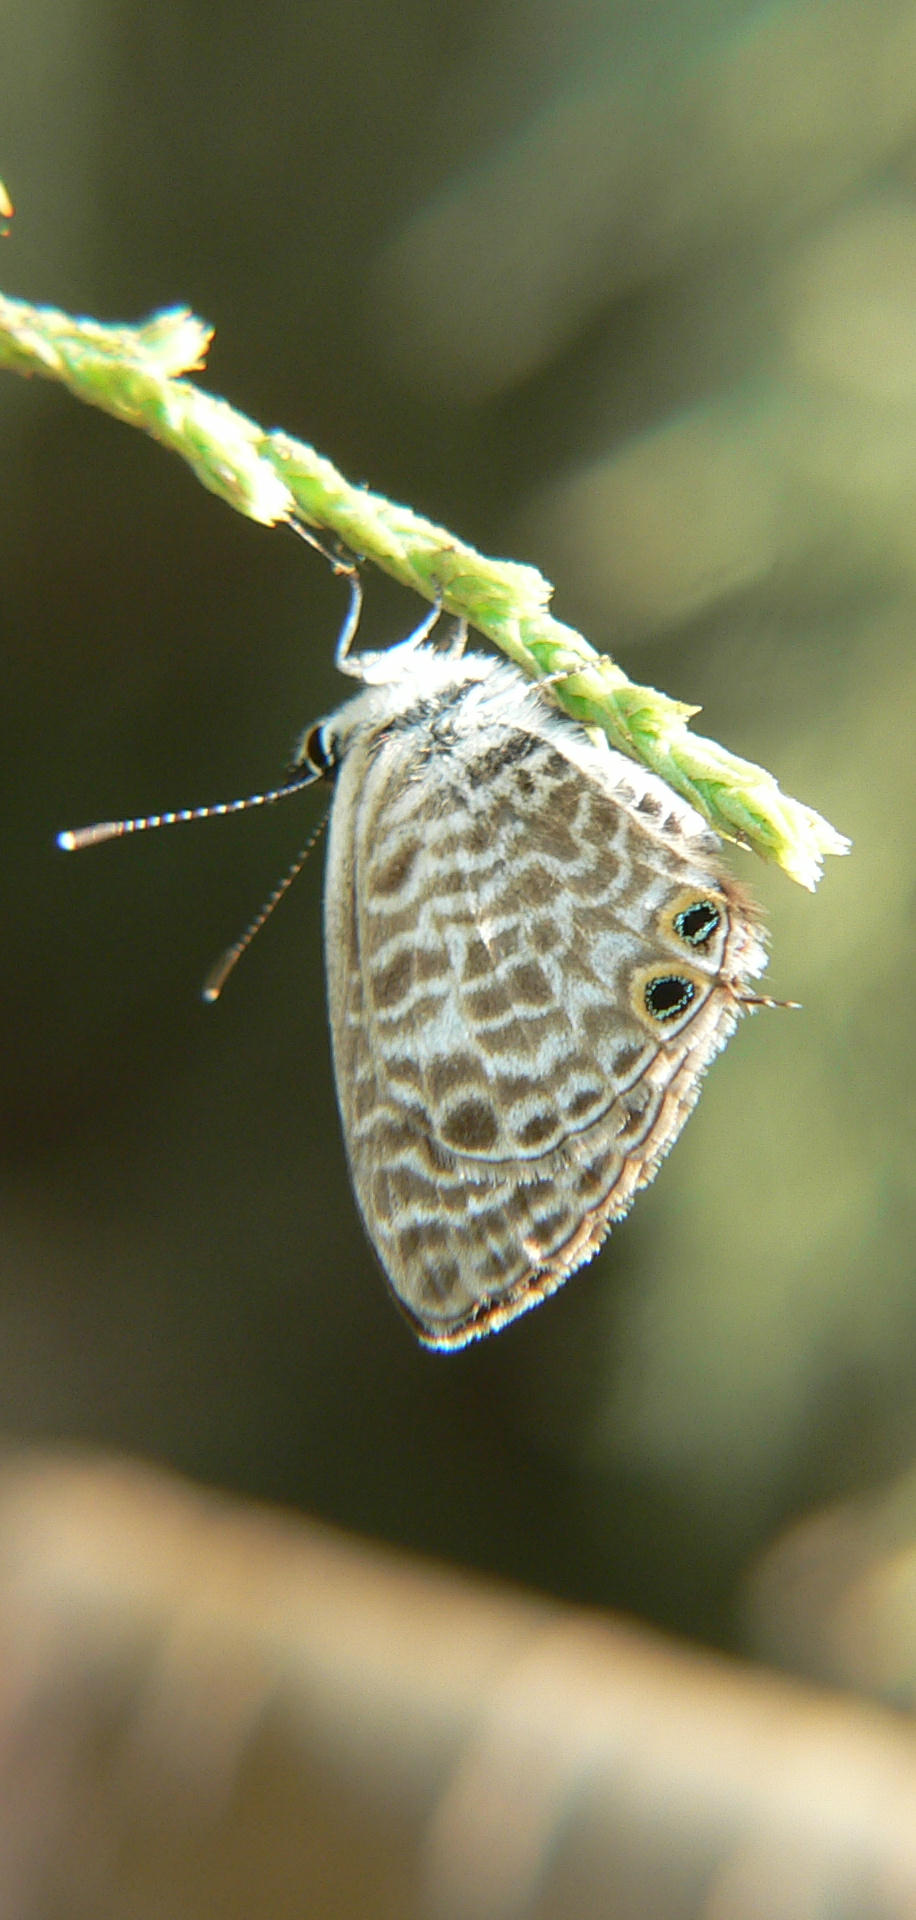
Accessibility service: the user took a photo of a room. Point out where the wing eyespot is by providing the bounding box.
[629,959,708,1032]
[672,899,720,947]
[644,974,696,1022]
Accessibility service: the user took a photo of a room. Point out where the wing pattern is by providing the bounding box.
[324,679,766,1347]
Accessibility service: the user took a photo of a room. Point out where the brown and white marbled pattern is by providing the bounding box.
[308,644,767,1348]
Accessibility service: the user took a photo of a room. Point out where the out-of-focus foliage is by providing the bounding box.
[1,0,913,1688]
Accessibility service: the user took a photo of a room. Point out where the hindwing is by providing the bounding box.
[324,681,765,1348]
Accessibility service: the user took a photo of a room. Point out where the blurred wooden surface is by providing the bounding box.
[746,1464,916,1712]
[0,1449,912,1919]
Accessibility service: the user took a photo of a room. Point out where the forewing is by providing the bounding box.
[326,712,765,1348]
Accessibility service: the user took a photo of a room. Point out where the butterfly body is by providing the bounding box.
[306,643,767,1349]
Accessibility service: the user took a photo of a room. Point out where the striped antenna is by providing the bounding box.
[56,768,321,853]
[58,522,358,856]
[202,813,329,1002]
[56,522,356,991]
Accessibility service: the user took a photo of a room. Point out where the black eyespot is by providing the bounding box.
[645,975,695,1022]
[301,723,338,780]
[673,900,720,947]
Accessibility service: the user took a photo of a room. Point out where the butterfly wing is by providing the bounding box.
[324,681,766,1348]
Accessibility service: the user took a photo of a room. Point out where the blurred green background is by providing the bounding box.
[1,0,913,1663]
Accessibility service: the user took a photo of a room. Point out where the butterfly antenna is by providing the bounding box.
[56,767,323,854]
[202,813,329,1002]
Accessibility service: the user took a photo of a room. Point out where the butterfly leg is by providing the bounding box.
[333,568,366,674]
[397,599,469,660]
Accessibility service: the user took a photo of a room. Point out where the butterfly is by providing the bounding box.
[60,566,772,1350]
